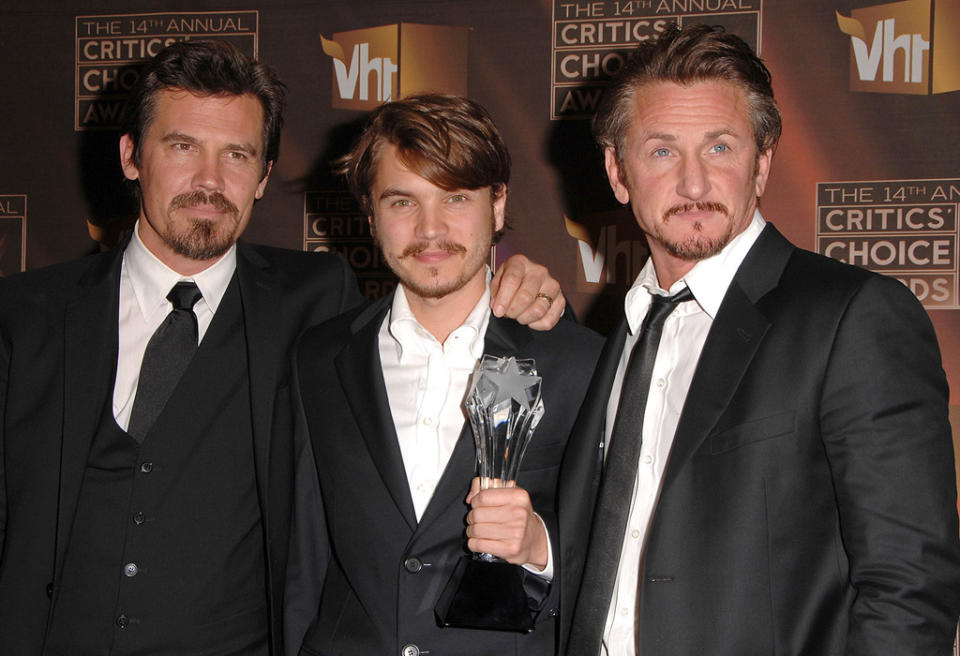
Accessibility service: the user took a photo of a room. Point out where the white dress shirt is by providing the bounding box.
[601,211,766,656]
[113,221,237,430]
[378,277,554,578]
[379,282,492,522]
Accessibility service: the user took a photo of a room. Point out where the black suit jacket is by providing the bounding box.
[560,224,960,655]
[291,293,602,656]
[0,239,362,655]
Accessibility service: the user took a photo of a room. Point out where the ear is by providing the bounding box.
[604,147,631,205]
[119,134,140,182]
[255,161,274,200]
[367,213,376,239]
[754,148,773,198]
[492,185,507,233]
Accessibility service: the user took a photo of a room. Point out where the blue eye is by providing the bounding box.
[711,143,729,153]
[653,148,670,157]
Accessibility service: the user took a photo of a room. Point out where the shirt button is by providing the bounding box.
[133,512,145,525]
[116,614,129,628]
[401,645,420,656]
[620,607,629,616]
[642,455,653,464]
[404,557,423,573]
[631,529,640,539]
[422,417,433,426]
[655,378,665,388]
[140,462,153,473]
[123,563,139,577]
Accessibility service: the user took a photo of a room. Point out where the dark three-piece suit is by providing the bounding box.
[560,224,960,655]
[290,293,602,656]
[0,239,361,655]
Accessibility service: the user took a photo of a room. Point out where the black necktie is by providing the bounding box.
[568,286,694,652]
[127,281,202,442]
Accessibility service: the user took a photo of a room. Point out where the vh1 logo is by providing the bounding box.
[836,0,960,94]
[320,23,469,111]
[564,212,649,293]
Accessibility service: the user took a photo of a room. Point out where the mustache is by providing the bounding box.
[663,201,729,221]
[399,241,468,259]
[169,190,238,214]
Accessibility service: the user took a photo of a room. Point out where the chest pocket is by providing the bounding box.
[709,410,795,455]
[519,440,565,472]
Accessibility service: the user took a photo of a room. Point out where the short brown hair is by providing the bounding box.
[594,24,781,161]
[123,39,285,179]
[336,94,511,215]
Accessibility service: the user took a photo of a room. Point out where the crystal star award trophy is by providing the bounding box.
[435,354,545,632]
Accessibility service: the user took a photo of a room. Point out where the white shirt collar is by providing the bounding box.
[124,220,237,322]
[386,271,492,364]
[624,210,766,333]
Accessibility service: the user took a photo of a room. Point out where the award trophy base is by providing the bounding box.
[435,556,535,632]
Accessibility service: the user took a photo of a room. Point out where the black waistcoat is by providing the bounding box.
[45,277,268,656]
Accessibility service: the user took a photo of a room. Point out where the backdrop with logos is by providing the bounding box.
[2,0,958,524]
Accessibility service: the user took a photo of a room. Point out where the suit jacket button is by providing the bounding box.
[116,614,129,628]
[403,557,423,573]
[140,462,153,473]
[401,644,420,656]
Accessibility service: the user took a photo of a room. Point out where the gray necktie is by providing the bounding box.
[567,286,694,652]
[127,281,202,442]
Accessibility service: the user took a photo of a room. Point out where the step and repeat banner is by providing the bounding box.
[1,1,958,497]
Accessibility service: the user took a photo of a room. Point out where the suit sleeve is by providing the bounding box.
[0,324,8,561]
[819,275,960,655]
[521,512,558,618]
[282,336,329,656]
[331,253,364,316]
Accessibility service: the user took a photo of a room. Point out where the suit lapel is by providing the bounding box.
[560,318,627,515]
[56,246,124,577]
[481,314,533,359]
[660,224,792,497]
[558,319,627,640]
[416,316,533,531]
[660,282,769,495]
[577,320,628,454]
[236,243,283,522]
[335,297,420,531]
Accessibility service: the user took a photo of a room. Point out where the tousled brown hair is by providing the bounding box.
[337,94,511,216]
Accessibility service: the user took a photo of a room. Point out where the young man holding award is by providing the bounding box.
[285,94,602,655]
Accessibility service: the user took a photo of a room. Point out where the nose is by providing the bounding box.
[192,152,225,192]
[414,201,447,240]
[675,155,710,200]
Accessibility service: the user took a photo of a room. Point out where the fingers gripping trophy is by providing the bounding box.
[436,355,545,632]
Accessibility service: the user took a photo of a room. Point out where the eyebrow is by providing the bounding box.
[704,128,739,140]
[161,132,199,146]
[644,132,677,142]
[644,128,739,143]
[161,132,260,156]
[377,187,414,201]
